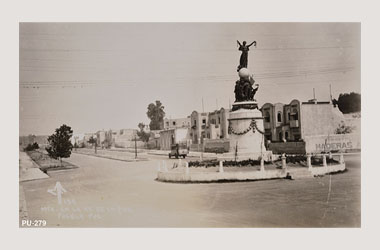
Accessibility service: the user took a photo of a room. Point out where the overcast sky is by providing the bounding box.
[19,23,360,136]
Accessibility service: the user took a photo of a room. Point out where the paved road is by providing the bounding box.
[20,153,360,227]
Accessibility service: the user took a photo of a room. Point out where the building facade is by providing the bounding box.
[205,108,230,140]
[261,99,345,142]
[159,127,191,150]
[190,111,209,144]
[188,108,230,145]
[163,117,191,130]
[114,129,138,148]
[96,130,106,148]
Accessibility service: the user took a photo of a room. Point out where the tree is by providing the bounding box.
[46,124,73,166]
[335,121,353,134]
[137,122,151,144]
[24,142,39,151]
[332,92,361,114]
[88,136,97,154]
[146,100,165,130]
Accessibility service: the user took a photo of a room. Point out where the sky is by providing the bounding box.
[19,23,360,136]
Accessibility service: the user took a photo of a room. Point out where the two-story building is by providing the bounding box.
[261,99,346,142]
[261,99,302,142]
[163,117,191,130]
[205,108,230,140]
[190,111,209,144]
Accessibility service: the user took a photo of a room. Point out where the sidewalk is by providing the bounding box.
[73,148,148,162]
[19,151,49,182]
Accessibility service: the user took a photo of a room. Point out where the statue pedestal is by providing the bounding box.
[218,107,272,161]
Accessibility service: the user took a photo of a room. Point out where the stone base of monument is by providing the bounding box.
[231,100,258,111]
[222,105,273,161]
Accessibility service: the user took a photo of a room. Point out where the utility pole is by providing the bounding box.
[313,88,316,100]
[202,98,204,113]
[134,134,137,159]
[329,84,332,103]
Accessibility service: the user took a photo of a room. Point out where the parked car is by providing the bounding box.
[168,143,188,158]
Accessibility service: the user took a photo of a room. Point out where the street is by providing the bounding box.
[20,153,361,227]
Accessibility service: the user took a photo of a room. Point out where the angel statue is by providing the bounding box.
[237,40,256,71]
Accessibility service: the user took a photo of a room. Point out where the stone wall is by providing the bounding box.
[268,141,306,154]
[204,139,230,153]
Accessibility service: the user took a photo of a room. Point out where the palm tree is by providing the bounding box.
[146,100,165,130]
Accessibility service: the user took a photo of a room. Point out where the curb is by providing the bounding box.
[19,184,28,223]
[73,152,148,162]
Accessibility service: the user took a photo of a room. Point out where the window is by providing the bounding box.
[265,134,271,141]
[279,132,283,141]
[166,122,169,126]
[294,112,299,120]
[277,112,282,122]
[285,131,289,140]
[173,121,176,126]
[287,112,290,121]
[202,119,206,124]
[292,108,299,120]
[264,112,270,122]
[218,117,221,124]
[194,120,196,125]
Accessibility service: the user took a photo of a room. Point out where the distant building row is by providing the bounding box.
[159,108,230,150]
[75,128,144,149]
[158,98,360,153]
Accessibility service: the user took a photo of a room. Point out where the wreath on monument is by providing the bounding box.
[228,119,265,135]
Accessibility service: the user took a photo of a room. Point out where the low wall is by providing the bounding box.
[304,133,361,153]
[157,169,287,182]
[114,140,145,148]
[157,162,346,183]
[268,141,306,154]
[310,163,346,175]
[204,139,230,153]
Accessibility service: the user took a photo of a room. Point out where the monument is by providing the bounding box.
[220,40,272,161]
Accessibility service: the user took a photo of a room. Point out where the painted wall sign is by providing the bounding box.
[305,134,360,153]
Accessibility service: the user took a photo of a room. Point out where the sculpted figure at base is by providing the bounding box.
[234,68,259,102]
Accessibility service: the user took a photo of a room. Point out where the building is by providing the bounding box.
[261,99,346,142]
[96,130,106,148]
[205,108,230,140]
[147,130,161,149]
[159,127,191,150]
[19,135,49,148]
[261,99,360,154]
[105,129,118,147]
[113,129,139,148]
[190,111,209,144]
[83,133,96,147]
[163,117,191,130]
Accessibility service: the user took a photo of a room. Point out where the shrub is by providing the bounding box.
[24,142,39,151]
